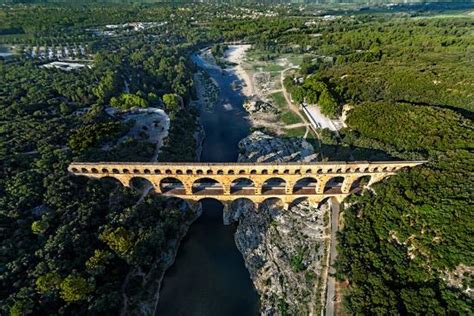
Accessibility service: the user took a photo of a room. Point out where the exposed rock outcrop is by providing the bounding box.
[232,131,329,315]
[238,131,319,163]
[244,98,279,115]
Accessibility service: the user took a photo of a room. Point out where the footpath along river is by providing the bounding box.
[156,47,259,315]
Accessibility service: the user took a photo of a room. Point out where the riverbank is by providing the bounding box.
[224,45,254,97]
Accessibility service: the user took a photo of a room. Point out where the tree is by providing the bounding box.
[318,89,339,118]
[31,220,49,234]
[110,93,148,109]
[59,275,94,302]
[99,227,135,258]
[35,272,61,294]
[92,70,121,104]
[162,93,180,113]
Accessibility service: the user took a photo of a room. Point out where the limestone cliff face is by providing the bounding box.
[231,131,329,315]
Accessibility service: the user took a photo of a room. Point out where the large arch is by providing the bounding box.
[129,176,154,192]
[196,197,226,223]
[262,177,286,195]
[317,196,339,210]
[259,197,284,211]
[100,176,126,188]
[323,176,345,194]
[160,177,185,194]
[231,178,255,195]
[289,197,311,210]
[292,177,318,194]
[192,178,224,195]
[349,175,371,193]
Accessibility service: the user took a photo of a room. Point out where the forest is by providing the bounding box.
[0,2,473,315]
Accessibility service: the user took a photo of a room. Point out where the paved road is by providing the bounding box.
[325,200,340,316]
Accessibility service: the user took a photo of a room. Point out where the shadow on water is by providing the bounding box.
[156,199,259,316]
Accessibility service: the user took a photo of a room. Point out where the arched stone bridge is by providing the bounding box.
[68,161,424,208]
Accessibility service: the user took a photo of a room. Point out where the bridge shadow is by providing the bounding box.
[276,135,398,162]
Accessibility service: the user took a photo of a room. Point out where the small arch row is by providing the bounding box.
[70,165,401,175]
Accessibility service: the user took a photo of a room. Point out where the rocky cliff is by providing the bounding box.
[231,131,330,315]
[238,131,318,163]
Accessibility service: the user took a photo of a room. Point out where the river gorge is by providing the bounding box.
[156,46,329,315]
[156,47,260,315]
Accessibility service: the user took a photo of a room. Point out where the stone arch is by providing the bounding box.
[160,177,184,194]
[91,168,99,173]
[144,169,151,174]
[259,197,284,211]
[80,167,88,173]
[323,176,345,194]
[100,176,126,188]
[71,167,79,173]
[262,177,286,195]
[290,197,309,208]
[317,196,338,210]
[112,168,120,174]
[129,176,153,192]
[231,197,254,209]
[163,197,194,212]
[101,168,109,173]
[239,170,246,175]
[350,175,371,193]
[154,169,161,174]
[231,178,255,194]
[292,177,318,194]
[195,198,226,222]
[192,178,224,195]
[207,170,213,175]
[228,170,235,175]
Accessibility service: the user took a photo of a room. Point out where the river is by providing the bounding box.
[156,49,259,315]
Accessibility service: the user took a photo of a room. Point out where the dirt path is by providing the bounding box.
[280,67,318,140]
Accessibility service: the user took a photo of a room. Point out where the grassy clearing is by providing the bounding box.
[263,63,285,72]
[284,126,306,138]
[271,91,302,126]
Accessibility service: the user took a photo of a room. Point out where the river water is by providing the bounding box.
[156,50,259,315]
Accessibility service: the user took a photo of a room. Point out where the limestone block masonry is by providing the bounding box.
[68,161,425,208]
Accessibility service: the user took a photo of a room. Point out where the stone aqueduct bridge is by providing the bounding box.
[68,161,424,208]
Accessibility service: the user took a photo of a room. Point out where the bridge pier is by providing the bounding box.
[183,182,193,195]
[368,174,388,187]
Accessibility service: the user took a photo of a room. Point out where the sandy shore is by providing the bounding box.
[224,45,254,97]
